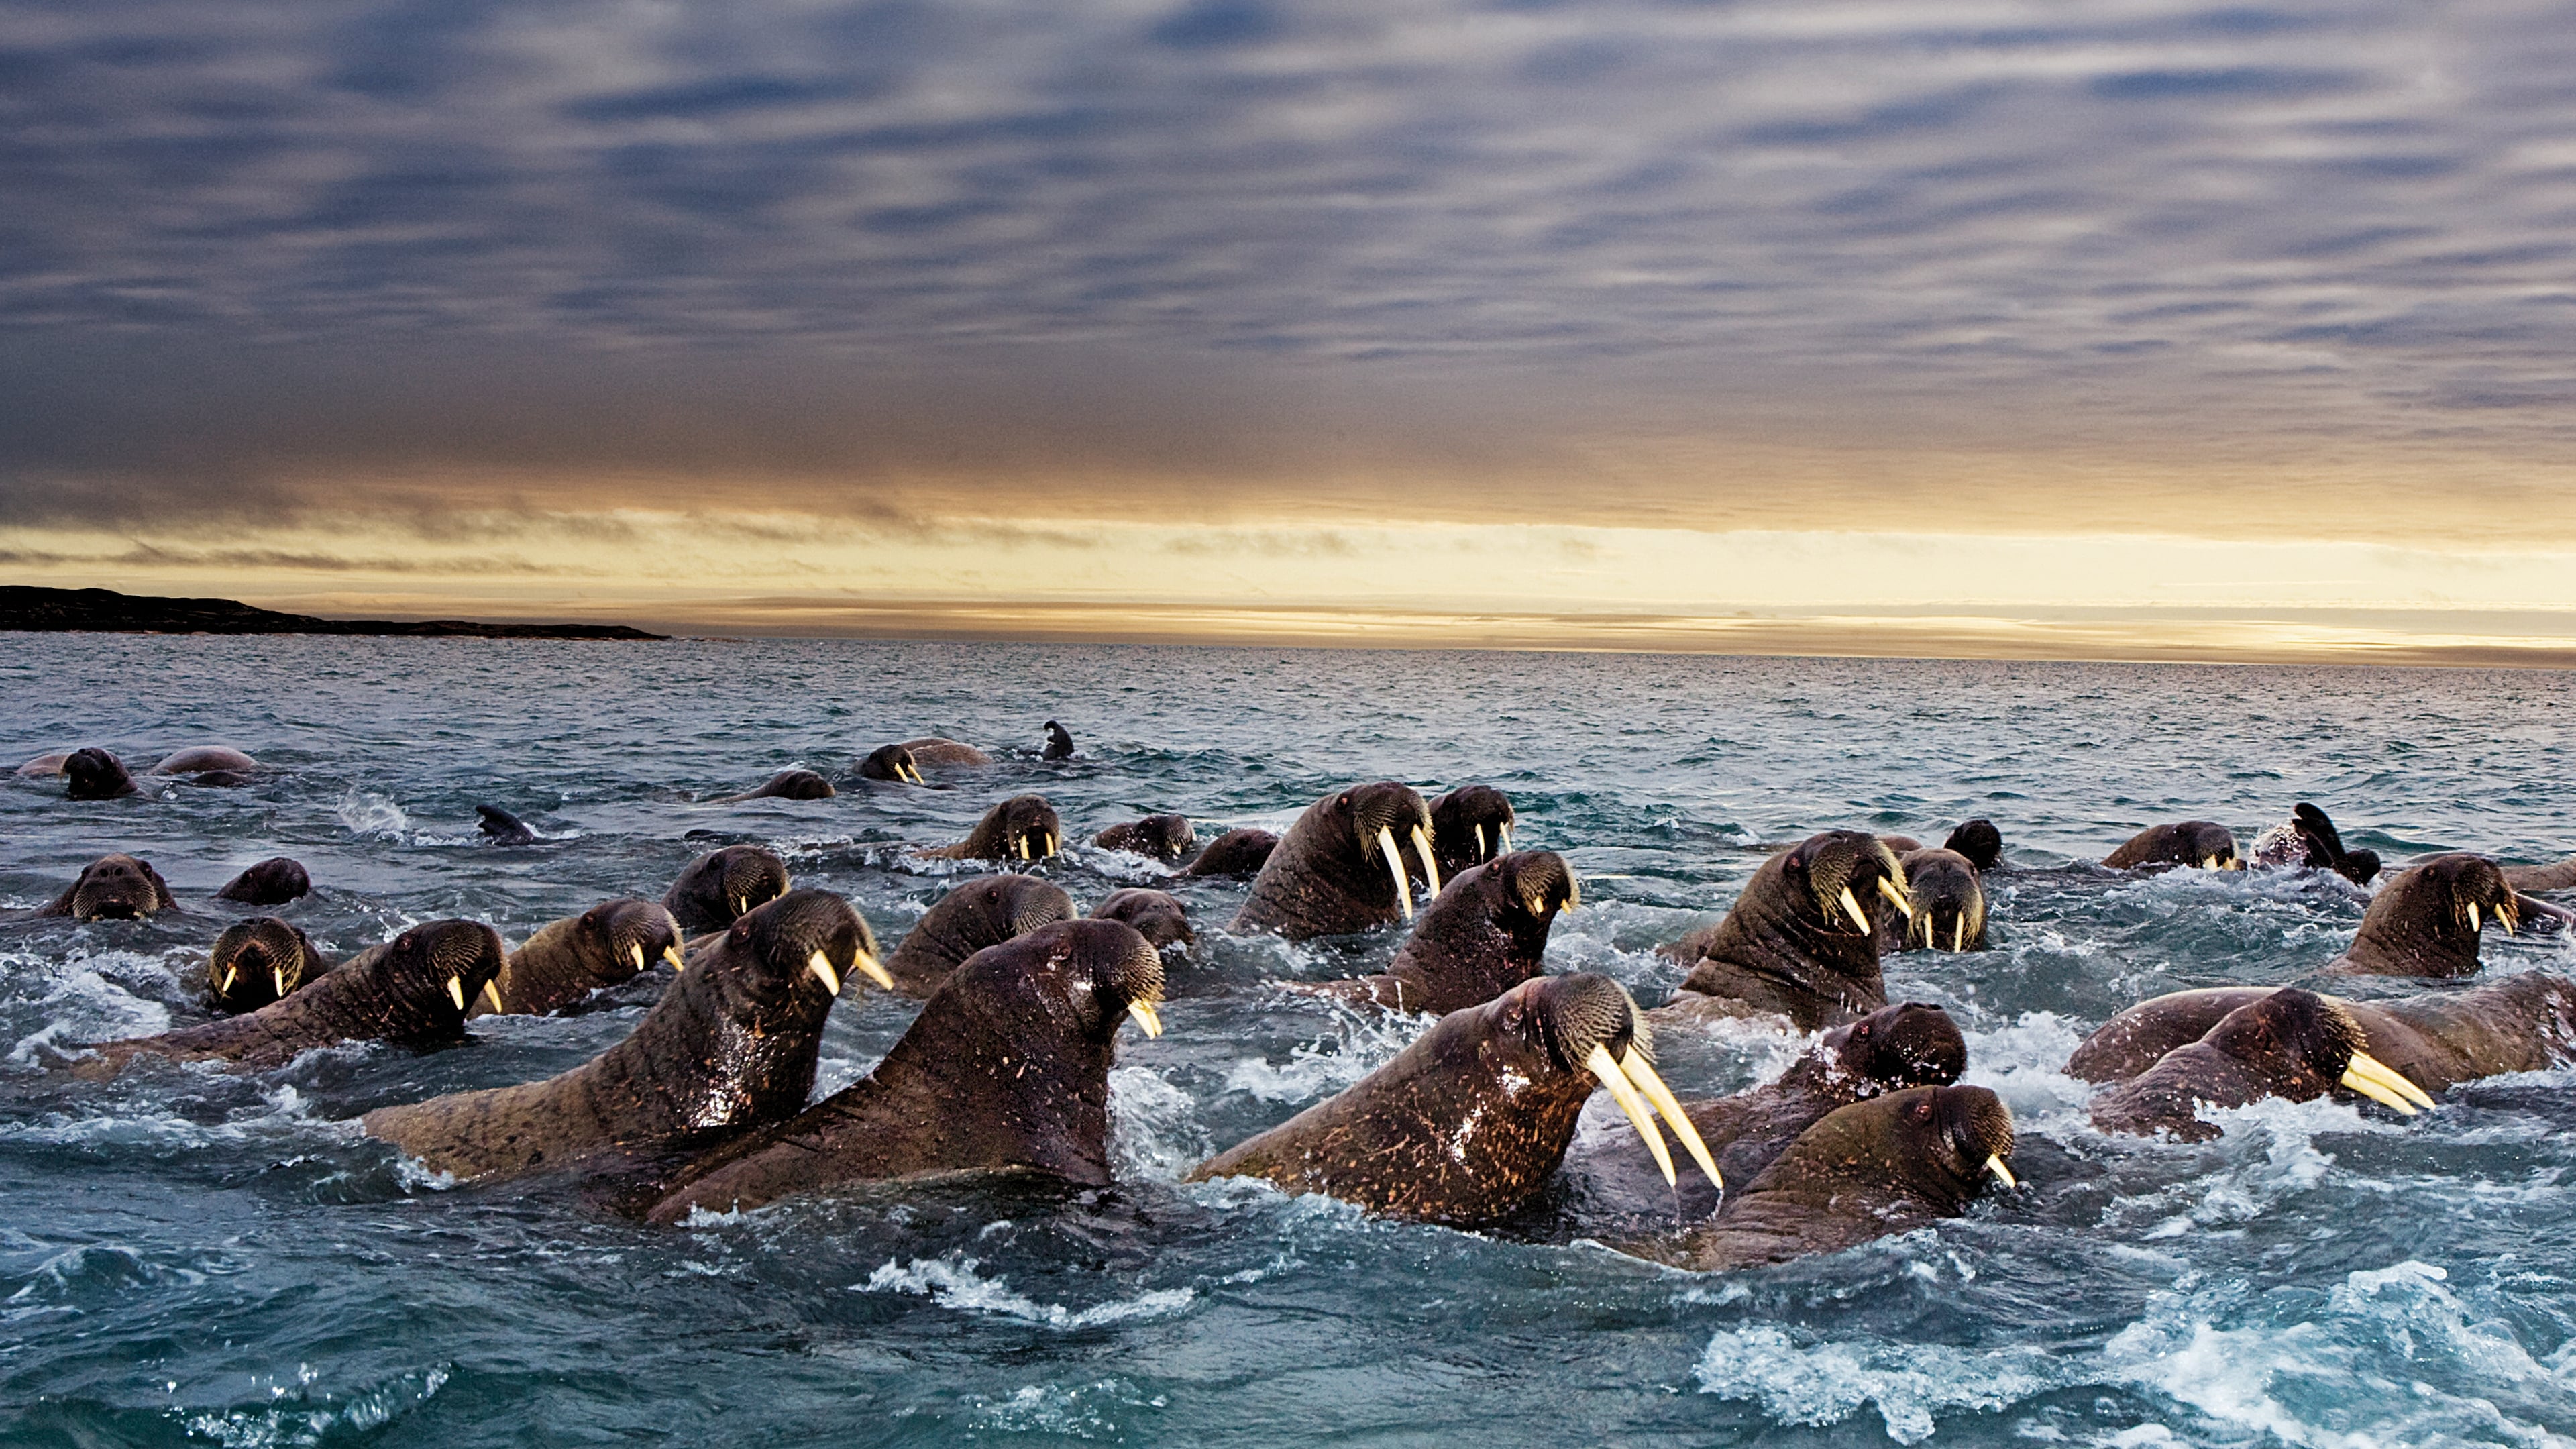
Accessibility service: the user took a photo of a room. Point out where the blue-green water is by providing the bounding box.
[4,635,2575,1446]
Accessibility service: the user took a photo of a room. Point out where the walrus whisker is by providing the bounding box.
[1377,828,1415,920]
[806,949,843,998]
[1411,825,1442,896]
[1587,1044,1674,1187]
[1984,1154,2018,1190]
[1618,1049,1721,1193]
[1836,885,1872,934]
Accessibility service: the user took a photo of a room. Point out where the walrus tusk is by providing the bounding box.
[1564,874,1580,911]
[2200,855,2220,871]
[1412,825,1442,896]
[665,944,686,971]
[733,896,748,918]
[272,967,287,999]
[1499,821,1513,853]
[806,949,842,998]
[445,976,466,1011]
[1128,999,1164,1038]
[1836,885,1872,934]
[1377,827,1415,920]
[480,979,505,1014]
[1984,1155,2018,1190]
[1953,916,1967,953]
[219,965,238,993]
[1875,877,1914,920]
[851,946,893,989]
[2342,1051,2434,1112]
[1472,822,1486,859]
[1045,830,1059,857]
[2467,902,2481,934]
[1619,1049,1722,1193]
[628,943,646,971]
[1015,835,1030,859]
[1587,1044,1675,1187]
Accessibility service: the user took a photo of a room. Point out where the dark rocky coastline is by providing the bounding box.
[0,586,665,639]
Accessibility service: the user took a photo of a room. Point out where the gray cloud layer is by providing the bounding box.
[4,0,2575,529]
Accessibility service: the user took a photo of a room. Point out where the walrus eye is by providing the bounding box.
[1854,1022,1873,1039]
[1909,1099,1934,1124]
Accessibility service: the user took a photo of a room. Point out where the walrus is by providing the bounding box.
[920,794,1061,862]
[30,853,179,920]
[365,892,886,1183]
[15,751,68,777]
[476,805,540,845]
[2504,857,2576,892]
[643,918,1166,1222]
[1093,814,1196,862]
[64,747,139,800]
[714,769,833,803]
[1090,888,1192,949]
[1426,785,1514,879]
[1178,827,1279,879]
[1656,832,1913,1031]
[1561,1000,1968,1224]
[71,919,504,1077]
[2065,973,2576,1096]
[883,873,1075,996]
[2087,988,2432,1140]
[2323,852,2524,977]
[663,845,792,933]
[205,917,333,1014]
[1619,1085,2017,1271]
[1885,846,1986,954]
[149,746,258,781]
[1044,720,1075,760]
[896,737,991,768]
[1297,850,1578,1016]
[1941,818,2003,873]
[469,898,688,1017]
[215,857,311,906]
[2102,820,2241,871]
[855,744,925,783]
[1231,782,1442,940]
[1189,973,1717,1226]
[2247,802,2380,885]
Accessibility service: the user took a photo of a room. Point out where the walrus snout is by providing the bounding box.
[1055,918,1165,1040]
[1428,785,1515,877]
[604,900,688,977]
[1920,1086,2018,1192]
[1788,830,1913,936]
[857,744,926,783]
[58,853,176,920]
[729,889,888,1005]
[1507,973,1722,1193]
[1344,782,1441,919]
[64,747,139,800]
[1495,850,1579,922]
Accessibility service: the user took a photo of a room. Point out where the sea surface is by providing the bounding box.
[3,635,2575,1448]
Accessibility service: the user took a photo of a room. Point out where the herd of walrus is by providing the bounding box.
[13,727,2576,1273]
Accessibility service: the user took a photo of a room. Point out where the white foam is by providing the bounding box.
[178,1366,449,1448]
[1219,1006,1425,1104]
[855,1254,1195,1330]
[332,790,409,839]
[1106,1065,1210,1181]
[1693,1324,2063,1444]
[965,1378,1167,1440]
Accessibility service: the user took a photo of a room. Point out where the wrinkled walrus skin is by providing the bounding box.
[365,891,877,1183]
[469,898,686,1017]
[1232,782,1440,941]
[2322,853,2522,978]
[883,873,1075,997]
[2086,989,2419,1141]
[1299,851,1575,1016]
[1658,831,1910,1031]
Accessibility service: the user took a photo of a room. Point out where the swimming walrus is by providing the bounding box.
[1093,813,1197,862]
[2102,820,2241,871]
[883,873,1075,996]
[205,917,334,1014]
[2247,802,2381,885]
[1426,785,1514,879]
[1189,973,1717,1226]
[469,898,687,1017]
[643,918,1166,1222]
[365,892,886,1183]
[2065,973,2576,1096]
[1297,850,1578,1016]
[1090,888,1193,949]
[1882,844,1988,955]
[64,747,140,800]
[2086,988,2433,1140]
[920,794,1061,862]
[1044,720,1075,760]
[1232,782,1442,940]
[662,845,792,933]
[896,737,991,769]
[148,746,258,782]
[1656,831,1913,1031]
[30,853,179,920]
[1561,1000,1968,1225]
[1619,1085,2017,1271]
[214,857,310,906]
[714,769,834,803]
[2504,857,2576,892]
[475,805,541,845]
[71,919,504,1077]
[855,744,925,782]
[1178,827,1279,879]
[2322,852,2525,977]
[15,751,68,777]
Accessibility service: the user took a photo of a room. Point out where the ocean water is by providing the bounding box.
[3,634,2575,1448]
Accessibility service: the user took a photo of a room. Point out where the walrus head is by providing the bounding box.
[1044,720,1075,760]
[55,853,177,920]
[1900,849,1985,953]
[2090,988,2435,1140]
[1490,973,1723,1195]
[1428,785,1515,877]
[958,794,1063,861]
[1881,1085,2021,1203]
[714,888,890,1013]
[1091,887,1194,949]
[593,898,687,977]
[1336,781,1442,920]
[664,845,793,932]
[2104,820,2241,871]
[209,918,321,1012]
[1942,819,2003,873]
[1822,1001,1968,1091]
[215,857,311,906]
[64,747,138,801]
[1095,813,1196,862]
[1179,826,1279,879]
[2342,852,2520,977]
[858,744,925,783]
[1486,849,1580,931]
[1783,830,1913,938]
[1025,917,1166,1043]
[364,920,510,1034]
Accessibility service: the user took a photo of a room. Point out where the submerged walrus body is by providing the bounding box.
[366,892,883,1183]
[150,746,258,781]
[1232,782,1442,941]
[2103,821,2241,871]
[1179,828,1279,880]
[663,845,792,934]
[644,919,1165,1222]
[920,795,1061,862]
[1298,851,1576,1016]
[1657,832,1913,1031]
[72,920,505,1076]
[1092,814,1196,862]
[896,737,991,769]
[1090,888,1192,950]
[714,769,834,803]
[30,853,179,920]
[883,874,1075,996]
[470,899,686,1017]
[215,857,311,906]
[2323,853,2524,978]
[2086,988,2435,1140]
[205,917,333,1014]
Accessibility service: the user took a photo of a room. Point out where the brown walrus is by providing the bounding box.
[855,744,926,782]
[2504,857,2576,892]
[64,747,140,800]
[2247,802,2380,885]
[714,769,834,803]
[1090,888,1193,950]
[1178,827,1279,879]
[1093,814,1197,862]
[364,891,886,1183]
[1561,1000,1968,1225]
[214,857,310,906]
[2103,820,2242,871]
[643,918,1166,1222]
[468,899,687,1017]
[662,845,792,934]
[14,751,69,777]
[2065,973,2576,1096]
[896,737,991,768]
[920,794,1061,862]
[148,746,258,779]
[1188,973,1718,1227]
[1619,1085,2018,1271]
[1426,784,1514,879]
[2322,852,2524,977]
[30,853,179,920]
[1043,720,1075,760]
[1231,782,1442,940]
[1297,850,1577,1016]
[70,919,504,1077]
[883,873,1075,996]
[2086,988,2434,1140]
[1883,845,1987,955]
[205,917,333,1014]
[1656,832,1913,1031]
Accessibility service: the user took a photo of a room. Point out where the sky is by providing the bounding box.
[5,0,2576,659]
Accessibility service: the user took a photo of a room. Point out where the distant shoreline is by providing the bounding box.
[0,586,666,641]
